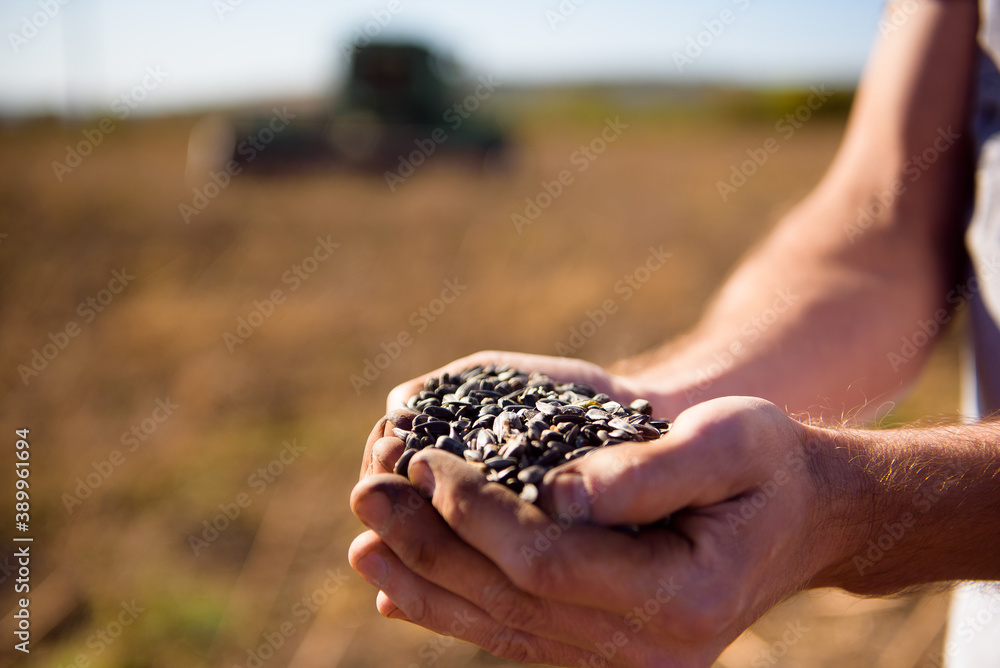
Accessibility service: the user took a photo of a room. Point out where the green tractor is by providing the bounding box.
[191,41,508,177]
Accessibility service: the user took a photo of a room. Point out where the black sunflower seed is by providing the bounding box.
[396,366,671,507]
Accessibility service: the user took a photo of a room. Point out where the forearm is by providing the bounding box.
[621,176,964,417]
[811,419,1000,594]
[616,0,977,418]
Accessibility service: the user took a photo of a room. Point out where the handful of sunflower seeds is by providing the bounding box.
[394,365,671,504]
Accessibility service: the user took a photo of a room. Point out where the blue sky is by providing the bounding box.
[0,0,884,116]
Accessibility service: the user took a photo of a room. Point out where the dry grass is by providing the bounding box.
[0,94,959,667]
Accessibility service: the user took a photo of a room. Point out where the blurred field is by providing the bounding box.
[0,90,961,667]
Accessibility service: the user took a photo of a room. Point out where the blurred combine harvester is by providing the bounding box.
[186,41,508,179]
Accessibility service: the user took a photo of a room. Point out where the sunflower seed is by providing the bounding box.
[397,366,671,507]
[394,449,417,477]
[630,399,653,416]
[435,436,465,456]
[519,483,539,504]
[517,465,547,485]
[425,405,457,421]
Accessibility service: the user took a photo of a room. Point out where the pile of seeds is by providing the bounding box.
[393,365,671,504]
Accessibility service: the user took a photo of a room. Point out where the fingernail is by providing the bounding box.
[355,492,394,534]
[550,472,591,523]
[408,458,436,499]
[357,552,389,587]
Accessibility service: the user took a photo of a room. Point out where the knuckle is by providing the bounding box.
[478,581,546,630]
[433,482,471,529]
[396,593,430,626]
[513,549,571,598]
[430,466,482,528]
[398,532,440,575]
[612,450,648,488]
[669,600,732,643]
[483,626,538,664]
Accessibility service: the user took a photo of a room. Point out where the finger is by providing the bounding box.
[539,397,794,526]
[360,416,389,480]
[406,449,696,614]
[360,410,417,480]
[350,474,633,647]
[376,590,402,618]
[349,531,617,668]
[371,437,404,476]
[384,409,417,431]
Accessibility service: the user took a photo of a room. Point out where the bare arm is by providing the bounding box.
[381,2,979,423]
[618,0,979,419]
[349,5,1000,665]
[816,419,1000,593]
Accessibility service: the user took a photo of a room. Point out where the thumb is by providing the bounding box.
[538,440,695,526]
[538,398,771,525]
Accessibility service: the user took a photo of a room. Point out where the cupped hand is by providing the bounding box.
[349,397,860,667]
[361,349,658,482]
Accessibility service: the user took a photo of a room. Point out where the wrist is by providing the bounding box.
[803,422,1000,593]
[796,423,884,592]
